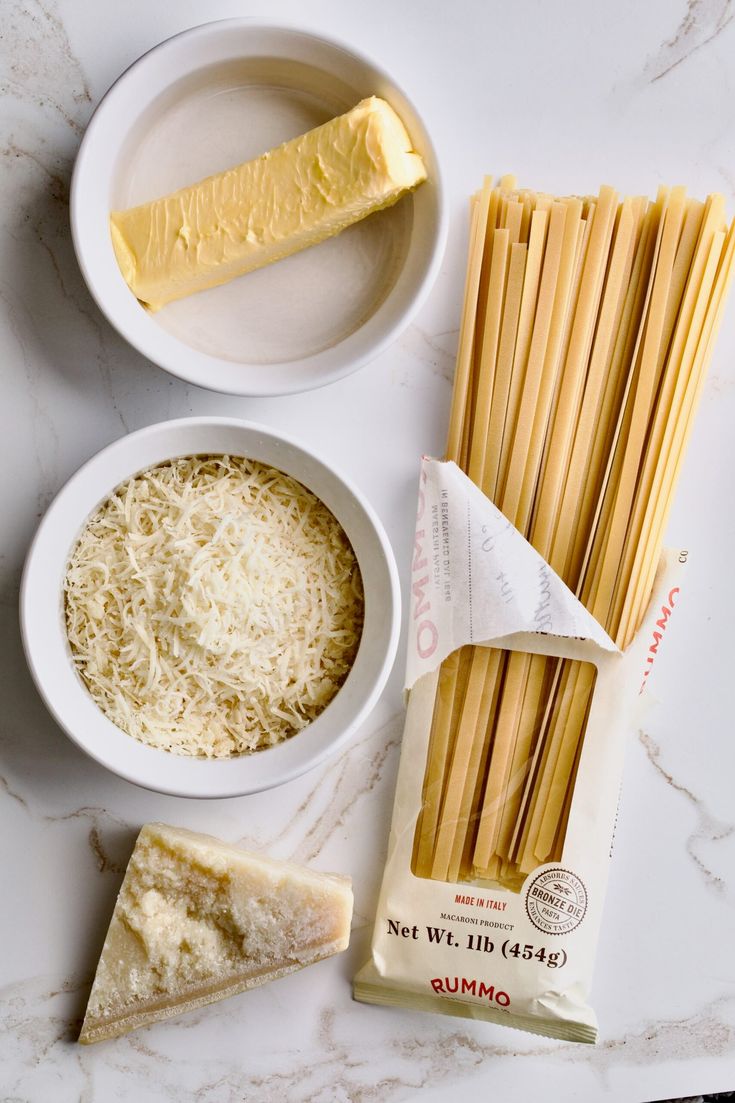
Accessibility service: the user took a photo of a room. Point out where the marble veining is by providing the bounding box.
[1,971,733,1102]
[645,0,734,83]
[638,729,735,900]
[244,715,403,868]
[2,0,91,133]
[397,323,457,384]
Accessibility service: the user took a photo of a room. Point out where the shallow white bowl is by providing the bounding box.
[20,418,400,798]
[70,20,446,396]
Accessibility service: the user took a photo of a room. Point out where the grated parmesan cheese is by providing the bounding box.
[64,456,364,757]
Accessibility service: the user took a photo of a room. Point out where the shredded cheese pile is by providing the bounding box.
[64,455,364,757]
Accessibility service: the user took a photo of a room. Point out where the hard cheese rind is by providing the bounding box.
[110,96,427,309]
[79,823,353,1044]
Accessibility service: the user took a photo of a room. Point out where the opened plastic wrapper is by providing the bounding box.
[354,458,682,1042]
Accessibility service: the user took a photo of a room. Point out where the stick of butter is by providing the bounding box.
[79,823,353,1044]
[110,96,427,310]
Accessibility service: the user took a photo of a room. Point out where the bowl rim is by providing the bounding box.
[19,416,401,797]
[70,18,448,397]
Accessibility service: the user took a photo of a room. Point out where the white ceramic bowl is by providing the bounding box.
[70,20,446,396]
[20,418,400,797]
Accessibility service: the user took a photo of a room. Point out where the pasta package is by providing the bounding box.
[354,177,735,1041]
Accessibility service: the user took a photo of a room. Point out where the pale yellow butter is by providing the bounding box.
[110,96,427,309]
[79,823,353,1044]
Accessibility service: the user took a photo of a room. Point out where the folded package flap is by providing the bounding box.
[405,459,618,690]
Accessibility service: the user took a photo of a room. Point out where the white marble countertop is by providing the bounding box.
[2,0,735,1099]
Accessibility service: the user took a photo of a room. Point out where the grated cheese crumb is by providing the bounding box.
[64,456,364,757]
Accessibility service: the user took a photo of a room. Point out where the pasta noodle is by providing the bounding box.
[413,178,735,888]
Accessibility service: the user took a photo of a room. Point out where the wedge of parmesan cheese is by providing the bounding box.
[110,95,427,309]
[79,823,353,1044]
